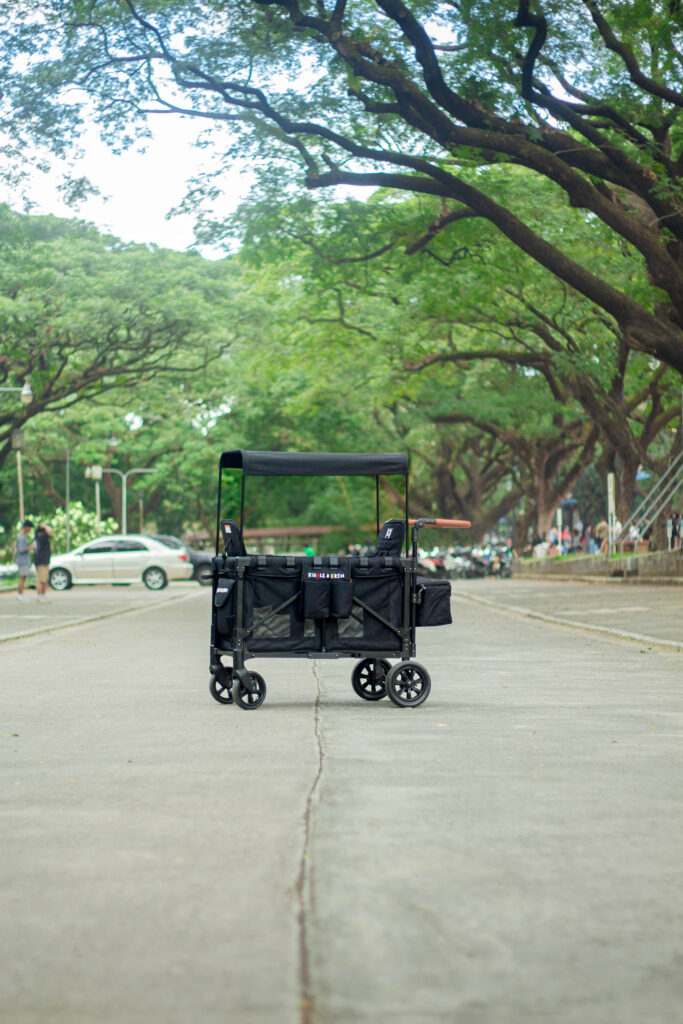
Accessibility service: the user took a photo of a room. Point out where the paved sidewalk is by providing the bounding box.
[0,582,199,642]
[451,577,683,650]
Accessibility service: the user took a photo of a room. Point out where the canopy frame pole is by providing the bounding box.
[240,473,246,534]
[405,473,410,556]
[215,467,223,556]
[375,476,380,535]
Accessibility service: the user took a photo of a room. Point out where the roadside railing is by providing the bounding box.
[618,452,683,555]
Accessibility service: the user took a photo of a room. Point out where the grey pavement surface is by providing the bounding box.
[451,577,683,649]
[0,582,199,642]
[1,581,682,1023]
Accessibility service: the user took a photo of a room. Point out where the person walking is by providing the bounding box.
[33,523,52,601]
[14,520,34,601]
[671,510,681,550]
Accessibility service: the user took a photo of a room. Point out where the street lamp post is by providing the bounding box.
[85,465,103,528]
[1,382,32,523]
[0,382,33,403]
[65,447,71,552]
[10,430,25,521]
[100,467,155,534]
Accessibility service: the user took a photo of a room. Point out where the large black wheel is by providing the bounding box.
[143,566,167,590]
[49,567,72,591]
[231,670,267,710]
[210,669,234,705]
[385,661,431,708]
[351,658,390,701]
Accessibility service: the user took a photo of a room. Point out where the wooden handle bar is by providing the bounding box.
[409,517,471,529]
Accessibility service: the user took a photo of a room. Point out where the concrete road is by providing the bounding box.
[0,582,201,642]
[1,582,681,1023]
[451,577,683,650]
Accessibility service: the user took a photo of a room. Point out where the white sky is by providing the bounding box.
[0,116,252,254]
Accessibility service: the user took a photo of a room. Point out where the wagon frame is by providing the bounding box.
[209,450,469,710]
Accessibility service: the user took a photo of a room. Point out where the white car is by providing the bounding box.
[48,534,195,591]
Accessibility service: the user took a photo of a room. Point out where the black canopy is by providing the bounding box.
[219,449,409,477]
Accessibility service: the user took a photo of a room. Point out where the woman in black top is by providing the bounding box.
[34,524,52,601]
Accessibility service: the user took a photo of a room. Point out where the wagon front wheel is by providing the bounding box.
[385,661,431,708]
[351,658,390,701]
[231,671,267,710]
[210,669,234,705]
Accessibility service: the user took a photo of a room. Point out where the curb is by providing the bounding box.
[514,572,683,586]
[451,589,683,653]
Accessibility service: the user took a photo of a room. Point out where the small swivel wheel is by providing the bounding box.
[231,670,267,710]
[385,661,431,708]
[352,658,390,701]
[210,668,234,704]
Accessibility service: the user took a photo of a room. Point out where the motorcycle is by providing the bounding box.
[417,547,449,577]
[488,544,514,578]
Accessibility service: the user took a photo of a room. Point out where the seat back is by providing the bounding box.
[373,518,405,555]
[220,519,247,556]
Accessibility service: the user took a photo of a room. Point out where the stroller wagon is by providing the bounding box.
[209,450,470,710]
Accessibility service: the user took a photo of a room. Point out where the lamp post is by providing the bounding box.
[101,467,155,534]
[1,381,32,522]
[11,430,25,522]
[85,465,103,528]
[65,446,71,551]
[0,382,33,403]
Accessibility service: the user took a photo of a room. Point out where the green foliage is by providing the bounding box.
[4,0,683,387]
[0,203,238,473]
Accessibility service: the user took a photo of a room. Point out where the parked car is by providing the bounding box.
[148,534,213,585]
[48,535,194,591]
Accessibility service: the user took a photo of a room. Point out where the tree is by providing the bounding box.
[0,205,236,472]
[2,1,683,374]
[233,185,683,523]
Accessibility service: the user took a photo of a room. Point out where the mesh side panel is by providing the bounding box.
[328,571,403,651]
[244,569,322,652]
[337,609,364,638]
[252,605,292,639]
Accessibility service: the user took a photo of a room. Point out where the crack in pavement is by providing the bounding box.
[296,663,325,1024]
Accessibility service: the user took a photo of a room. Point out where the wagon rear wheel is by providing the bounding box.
[385,661,431,708]
[351,658,390,701]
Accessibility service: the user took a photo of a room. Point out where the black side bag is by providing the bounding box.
[302,568,331,619]
[415,577,452,627]
[329,565,353,618]
[214,577,236,637]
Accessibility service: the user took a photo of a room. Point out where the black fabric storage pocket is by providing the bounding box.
[416,577,452,626]
[330,579,353,618]
[302,571,331,619]
[214,577,236,636]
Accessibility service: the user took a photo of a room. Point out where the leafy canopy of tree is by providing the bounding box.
[0,205,408,546]
[232,184,682,526]
[0,192,676,548]
[2,0,683,375]
[0,203,237,471]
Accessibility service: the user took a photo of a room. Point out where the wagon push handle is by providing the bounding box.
[409,517,471,529]
[409,517,471,560]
